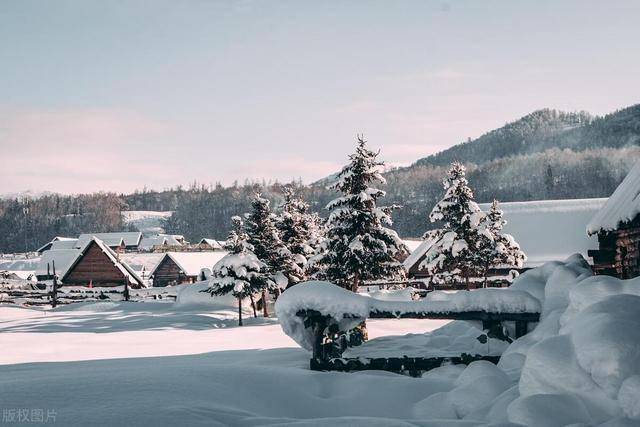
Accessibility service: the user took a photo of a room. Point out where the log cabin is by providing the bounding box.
[61,238,143,288]
[405,198,605,288]
[149,251,227,287]
[587,162,640,279]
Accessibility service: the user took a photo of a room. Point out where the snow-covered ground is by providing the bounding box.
[2,256,640,426]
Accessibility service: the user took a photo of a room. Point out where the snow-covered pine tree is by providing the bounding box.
[277,186,325,284]
[419,161,485,289]
[205,216,271,326]
[477,200,526,286]
[245,193,303,314]
[316,136,407,292]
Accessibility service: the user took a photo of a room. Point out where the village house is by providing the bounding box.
[76,232,142,252]
[36,236,77,254]
[149,251,227,287]
[197,238,224,250]
[404,198,606,287]
[587,162,640,279]
[61,238,143,288]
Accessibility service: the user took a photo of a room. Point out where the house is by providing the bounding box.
[149,251,227,287]
[405,198,606,284]
[198,238,224,250]
[36,237,77,254]
[587,162,640,278]
[138,234,184,251]
[61,238,143,288]
[75,232,142,251]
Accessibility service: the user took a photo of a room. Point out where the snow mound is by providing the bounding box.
[279,254,640,425]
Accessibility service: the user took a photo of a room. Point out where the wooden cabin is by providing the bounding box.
[587,162,640,279]
[61,238,143,288]
[405,198,605,288]
[150,251,227,287]
[198,238,224,251]
[76,232,142,252]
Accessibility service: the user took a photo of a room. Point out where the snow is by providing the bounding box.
[122,210,173,234]
[3,254,640,425]
[118,252,165,274]
[276,281,540,351]
[588,161,640,234]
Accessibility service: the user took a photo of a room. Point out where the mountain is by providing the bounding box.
[412,104,640,168]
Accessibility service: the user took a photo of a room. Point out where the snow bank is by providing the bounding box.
[279,254,640,424]
[174,280,254,313]
[276,281,540,351]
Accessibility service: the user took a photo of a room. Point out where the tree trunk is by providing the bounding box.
[352,272,360,293]
[262,290,269,317]
[249,294,258,318]
[238,297,243,327]
[465,273,470,291]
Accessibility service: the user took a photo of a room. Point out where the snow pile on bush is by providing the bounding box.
[276,280,540,352]
[277,255,640,424]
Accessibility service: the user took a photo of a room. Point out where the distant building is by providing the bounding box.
[198,238,224,250]
[76,232,142,251]
[149,251,227,287]
[587,162,640,279]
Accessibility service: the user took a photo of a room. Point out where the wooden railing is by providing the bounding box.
[297,308,540,376]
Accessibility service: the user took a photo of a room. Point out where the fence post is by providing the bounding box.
[51,261,58,308]
[124,276,130,301]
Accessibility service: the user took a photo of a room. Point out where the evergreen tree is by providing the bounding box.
[419,162,485,288]
[477,200,526,286]
[277,186,325,284]
[205,216,271,326]
[245,193,303,313]
[315,136,407,292]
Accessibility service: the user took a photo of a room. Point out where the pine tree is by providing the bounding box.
[245,193,303,314]
[420,162,485,288]
[315,136,407,292]
[277,186,325,284]
[477,200,526,286]
[205,216,271,326]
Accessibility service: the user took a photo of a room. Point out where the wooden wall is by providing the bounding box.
[64,242,128,287]
[152,256,194,287]
[589,220,640,279]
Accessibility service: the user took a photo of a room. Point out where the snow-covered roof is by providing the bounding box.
[587,162,640,235]
[405,198,606,272]
[199,238,224,250]
[138,235,183,251]
[153,251,228,277]
[76,232,142,248]
[402,239,424,253]
[50,239,79,250]
[119,253,165,274]
[36,236,76,253]
[486,198,605,267]
[35,249,80,277]
[61,238,143,285]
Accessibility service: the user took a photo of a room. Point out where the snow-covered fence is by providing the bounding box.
[276,281,541,374]
[0,285,177,306]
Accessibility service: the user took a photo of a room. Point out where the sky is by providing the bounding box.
[1,0,640,195]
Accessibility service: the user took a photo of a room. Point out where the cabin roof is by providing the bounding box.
[199,238,224,249]
[138,234,183,251]
[76,232,142,248]
[587,162,640,235]
[118,252,165,273]
[35,249,80,277]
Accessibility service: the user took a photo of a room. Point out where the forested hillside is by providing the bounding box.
[1,104,639,253]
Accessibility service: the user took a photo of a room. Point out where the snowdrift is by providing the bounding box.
[276,254,640,424]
